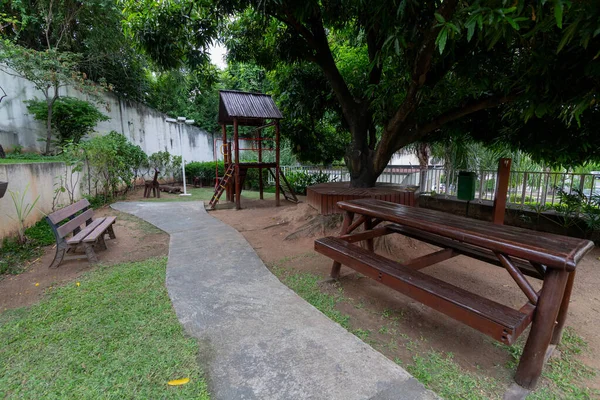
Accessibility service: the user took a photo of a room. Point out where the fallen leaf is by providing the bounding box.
[168,378,190,386]
[35,283,39,287]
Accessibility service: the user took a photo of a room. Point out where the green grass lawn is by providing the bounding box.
[141,187,275,202]
[0,257,210,399]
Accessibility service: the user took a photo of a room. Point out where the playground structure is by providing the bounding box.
[208,90,297,210]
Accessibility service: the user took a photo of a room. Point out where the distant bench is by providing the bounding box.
[47,199,116,268]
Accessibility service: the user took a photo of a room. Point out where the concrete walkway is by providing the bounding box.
[112,201,437,400]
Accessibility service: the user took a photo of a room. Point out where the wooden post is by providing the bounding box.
[551,271,576,345]
[258,123,263,200]
[221,124,231,202]
[514,269,568,389]
[275,120,281,207]
[492,158,511,225]
[234,118,241,210]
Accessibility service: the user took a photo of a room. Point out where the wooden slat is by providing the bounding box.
[83,217,116,242]
[315,237,532,344]
[403,248,457,270]
[47,199,90,224]
[67,218,105,245]
[386,224,545,280]
[56,209,95,238]
[338,198,594,271]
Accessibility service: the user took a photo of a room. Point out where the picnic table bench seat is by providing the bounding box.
[315,236,534,345]
[47,199,117,268]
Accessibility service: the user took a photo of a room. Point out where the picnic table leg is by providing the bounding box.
[331,211,354,279]
[551,271,576,345]
[363,217,374,252]
[514,269,568,389]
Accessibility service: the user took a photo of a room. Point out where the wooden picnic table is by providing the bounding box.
[314,198,594,389]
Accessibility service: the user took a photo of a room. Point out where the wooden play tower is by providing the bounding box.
[208,90,297,210]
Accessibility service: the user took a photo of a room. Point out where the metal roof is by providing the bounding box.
[218,90,283,126]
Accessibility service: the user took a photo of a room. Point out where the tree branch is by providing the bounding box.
[385,0,459,132]
[418,94,518,135]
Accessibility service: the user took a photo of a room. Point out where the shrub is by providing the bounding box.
[286,170,334,195]
[26,97,109,145]
[185,161,225,185]
[82,131,147,198]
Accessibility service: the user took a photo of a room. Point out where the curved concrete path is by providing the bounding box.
[112,201,437,400]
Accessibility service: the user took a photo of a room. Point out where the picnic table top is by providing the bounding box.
[337,198,594,271]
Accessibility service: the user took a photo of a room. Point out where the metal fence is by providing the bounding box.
[442,170,600,206]
[273,165,600,206]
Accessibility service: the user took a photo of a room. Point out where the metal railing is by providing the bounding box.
[432,169,600,206]
[271,165,600,206]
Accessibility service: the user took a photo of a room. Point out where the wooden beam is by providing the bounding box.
[492,158,511,225]
[275,121,280,207]
[403,248,457,270]
[234,118,241,210]
[339,226,392,243]
[496,252,538,304]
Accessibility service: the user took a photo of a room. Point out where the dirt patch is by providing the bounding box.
[0,207,169,311]
[211,199,600,389]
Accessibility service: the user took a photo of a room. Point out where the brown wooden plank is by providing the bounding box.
[56,209,95,238]
[315,237,531,344]
[82,217,116,242]
[47,199,90,224]
[403,248,457,270]
[338,198,593,271]
[67,218,104,244]
[386,224,545,280]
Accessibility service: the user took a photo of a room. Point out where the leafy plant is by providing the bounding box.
[286,170,335,196]
[6,184,40,245]
[26,97,109,145]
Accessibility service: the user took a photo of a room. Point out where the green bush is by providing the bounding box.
[0,219,55,275]
[82,131,147,197]
[185,161,225,185]
[26,97,109,145]
[286,170,334,195]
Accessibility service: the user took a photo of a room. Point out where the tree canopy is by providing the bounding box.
[122,0,600,186]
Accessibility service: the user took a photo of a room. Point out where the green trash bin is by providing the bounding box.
[457,171,476,201]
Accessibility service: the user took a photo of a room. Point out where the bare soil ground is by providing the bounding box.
[0,208,169,311]
[211,197,600,391]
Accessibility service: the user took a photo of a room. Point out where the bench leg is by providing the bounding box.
[330,211,355,279]
[84,243,99,264]
[551,270,576,345]
[107,225,116,240]
[49,240,68,268]
[97,235,108,251]
[514,269,568,389]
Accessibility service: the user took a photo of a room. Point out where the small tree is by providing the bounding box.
[26,97,109,145]
[0,40,106,153]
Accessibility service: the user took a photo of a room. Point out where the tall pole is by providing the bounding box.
[258,122,263,200]
[179,123,189,196]
[275,120,280,207]
[234,118,241,210]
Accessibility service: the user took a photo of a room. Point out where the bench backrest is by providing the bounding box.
[47,199,94,239]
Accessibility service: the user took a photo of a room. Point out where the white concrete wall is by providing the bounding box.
[0,162,83,240]
[0,70,215,162]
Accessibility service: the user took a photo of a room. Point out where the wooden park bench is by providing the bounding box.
[315,198,594,390]
[47,199,117,268]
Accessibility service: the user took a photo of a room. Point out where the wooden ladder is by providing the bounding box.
[207,164,235,210]
[267,168,299,203]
